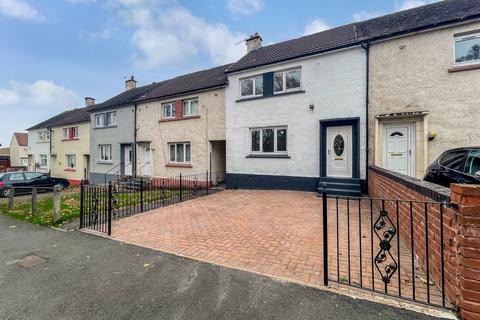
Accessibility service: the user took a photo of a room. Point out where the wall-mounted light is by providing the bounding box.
[309,104,315,111]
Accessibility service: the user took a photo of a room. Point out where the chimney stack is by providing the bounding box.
[85,97,96,107]
[125,76,137,91]
[246,33,262,52]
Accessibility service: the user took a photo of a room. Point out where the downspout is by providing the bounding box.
[47,126,52,176]
[361,42,370,194]
[133,103,138,179]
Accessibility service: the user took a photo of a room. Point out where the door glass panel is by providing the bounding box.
[333,135,345,156]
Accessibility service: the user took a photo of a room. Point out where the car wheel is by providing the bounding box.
[54,184,64,191]
[2,189,11,198]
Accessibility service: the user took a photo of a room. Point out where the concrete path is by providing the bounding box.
[0,215,447,320]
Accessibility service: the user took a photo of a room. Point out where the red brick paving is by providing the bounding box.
[112,190,446,307]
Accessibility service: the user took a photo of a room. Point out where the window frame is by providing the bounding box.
[273,68,302,94]
[95,114,105,128]
[66,154,76,169]
[99,144,112,162]
[183,99,199,117]
[37,130,50,142]
[168,142,191,163]
[162,102,176,119]
[239,75,263,98]
[39,154,48,167]
[249,126,288,154]
[454,32,480,66]
[107,112,116,126]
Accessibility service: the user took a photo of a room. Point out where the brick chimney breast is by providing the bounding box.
[125,76,137,91]
[246,33,262,52]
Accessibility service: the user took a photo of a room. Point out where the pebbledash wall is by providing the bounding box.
[369,21,480,179]
[135,88,226,178]
[89,106,135,184]
[369,165,480,320]
[50,122,90,184]
[27,129,51,174]
[225,46,367,191]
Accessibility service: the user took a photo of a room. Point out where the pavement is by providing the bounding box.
[0,215,449,320]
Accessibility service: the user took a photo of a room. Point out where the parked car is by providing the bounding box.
[424,147,480,187]
[0,172,69,197]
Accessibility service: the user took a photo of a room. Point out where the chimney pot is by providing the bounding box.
[85,97,96,107]
[125,76,137,91]
[246,32,262,52]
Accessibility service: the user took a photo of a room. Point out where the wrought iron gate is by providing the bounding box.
[320,189,454,310]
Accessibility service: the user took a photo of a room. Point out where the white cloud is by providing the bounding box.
[395,0,438,11]
[0,80,78,109]
[227,0,263,16]
[304,18,331,36]
[0,0,44,21]
[103,0,246,68]
[353,10,385,22]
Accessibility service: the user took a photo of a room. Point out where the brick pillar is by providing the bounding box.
[451,184,480,320]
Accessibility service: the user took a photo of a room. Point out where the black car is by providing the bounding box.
[424,147,480,187]
[0,172,69,197]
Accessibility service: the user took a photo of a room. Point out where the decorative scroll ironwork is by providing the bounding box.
[374,209,398,285]
[91,190,99,225]
[111,184,119,218]
[160,180,166,205]
[192,177,198,197]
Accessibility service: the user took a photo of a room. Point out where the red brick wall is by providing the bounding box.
[368,166,480,319]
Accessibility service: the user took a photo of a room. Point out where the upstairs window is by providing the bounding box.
[240,76,263,97]
[183,99,199,116]
[274,68,301,93]
[63,126,79,140]
[107,112,116,126]
[250,127,287,153]
[95,112,116,128]
[37,130,50,142]
[162,102,176,119]
[455,33,480,65]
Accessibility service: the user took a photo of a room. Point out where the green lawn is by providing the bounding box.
[0,193,80,227]
[0,189,194,227]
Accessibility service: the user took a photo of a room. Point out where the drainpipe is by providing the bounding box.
[361,42,370,194]
[133,103,138,179]
[47,126,52,176]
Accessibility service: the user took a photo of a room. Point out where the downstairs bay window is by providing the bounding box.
[250,127,287,154]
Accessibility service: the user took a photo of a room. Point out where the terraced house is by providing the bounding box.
[27,104,91,183]
[9,132,28,167]
[88,66,229,184]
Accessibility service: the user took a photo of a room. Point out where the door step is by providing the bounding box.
[317,177,362,197]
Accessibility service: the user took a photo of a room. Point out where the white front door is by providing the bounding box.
[383,124,414,176]
[327,126,353,178]
[142,146,151,176]
[124,145,132,176]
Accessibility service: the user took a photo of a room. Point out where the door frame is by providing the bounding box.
[382,122,416,177]
[320,118,360,179]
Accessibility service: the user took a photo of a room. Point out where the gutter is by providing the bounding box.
[360,42,370,194]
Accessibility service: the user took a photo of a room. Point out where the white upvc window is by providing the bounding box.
[250,126,288,153]
[240,76,263,97]
[162,102,176,119]
[169,142,191,163]
[63,128,69,139]
[273,68,301,93]
[183,99,199,116]
[95,114,105,127]
[99,144,112,162]
[39,154,47,167]
[107,112,116,126]
[66,154,76,168]
[20,157,28,166]
[73,126,79,138]
[454,32,480,65]
[37,130,50,142]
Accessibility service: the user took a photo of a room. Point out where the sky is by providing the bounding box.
[0,0,439,146]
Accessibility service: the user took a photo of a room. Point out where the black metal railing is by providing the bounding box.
[80,171,225,235]
[320,189,453,310]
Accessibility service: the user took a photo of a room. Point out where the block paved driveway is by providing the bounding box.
[112,190,444,307]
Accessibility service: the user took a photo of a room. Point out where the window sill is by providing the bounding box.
[93,126,117,130]
[97,161,113,165]
[236,90,305,103]
[64,168,76,172]
[159,115,201,123]
[165,163,193,168]
[246,154,291,159]
[448,63,480,73]
[62,138,80,142]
